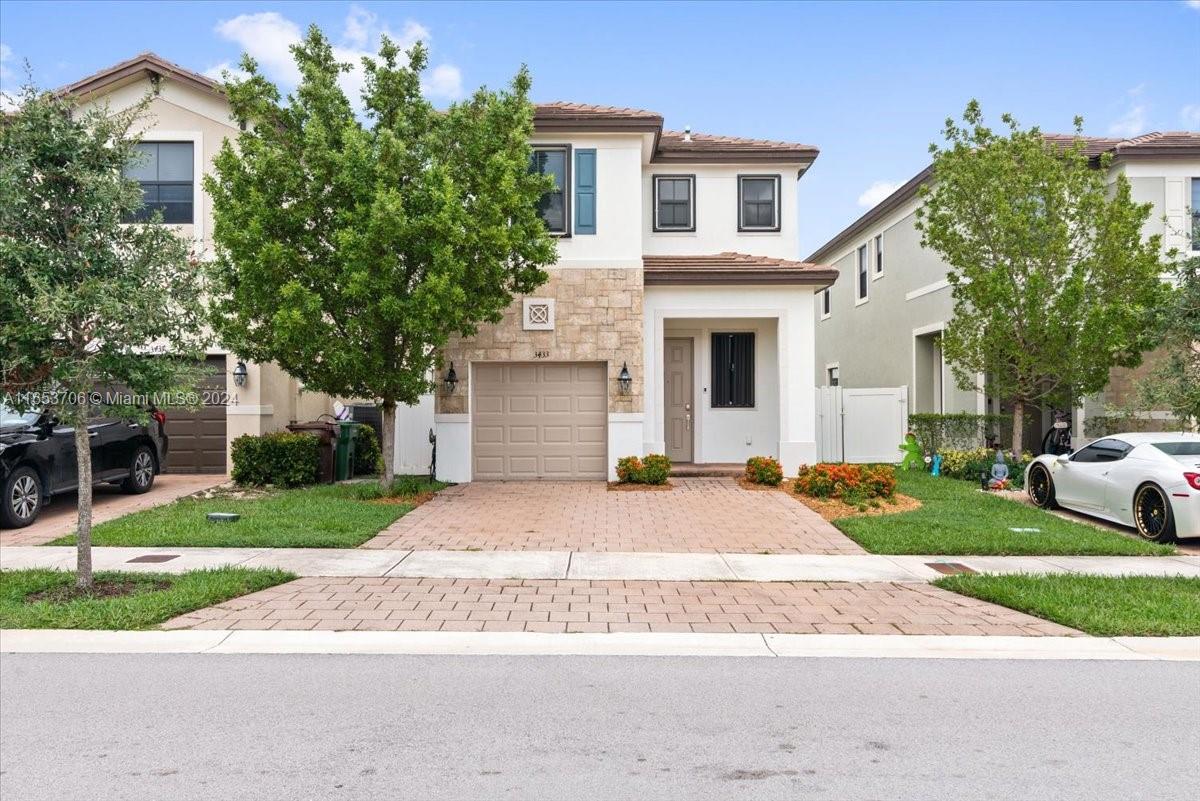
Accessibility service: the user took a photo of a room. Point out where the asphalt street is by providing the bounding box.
[1,653,1196,800]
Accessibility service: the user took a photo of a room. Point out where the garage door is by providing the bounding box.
[473,362,607,480]
[163,355,228,474]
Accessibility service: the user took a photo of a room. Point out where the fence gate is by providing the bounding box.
[816,386,908,463]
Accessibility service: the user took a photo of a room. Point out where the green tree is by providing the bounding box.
[915,102,1170,453]
[1137,256,1199,428]
[205,27,556,486]
[0,84,207,588]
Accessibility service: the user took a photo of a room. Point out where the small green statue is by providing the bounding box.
[898,432,923,470]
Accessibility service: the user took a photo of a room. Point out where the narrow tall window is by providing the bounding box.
[654,175,695,231]
[123,142,194,223]
[822,287,831,317]
[531,145,570,235]
[874,234,883,273]
[1191,177,1199,251]
[711,333,754,408]
[827,366,839,386]
[857,244,868,301]
[738,175,780,232]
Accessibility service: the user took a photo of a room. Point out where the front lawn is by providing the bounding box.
[0,567,294,629]
[934,574,1200,637]
[49,477,447,549]
[835,471,1172,556]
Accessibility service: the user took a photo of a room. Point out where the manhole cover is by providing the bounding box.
[925,562,977,575]
[126,554,180,564]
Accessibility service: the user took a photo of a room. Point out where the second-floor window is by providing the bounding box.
[874,234,883,273]
[738,175,780,232]
[531,145,570,235]
[123,141,193,224]
[1191,177,1199,251]
[822,287,831,317]
[654,175,695,232]
[856,244,868,301]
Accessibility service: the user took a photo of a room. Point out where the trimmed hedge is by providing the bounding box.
[745,456,784,486]
[353,423,383,476]
[937,447,1032,489]
[230,432,320,487]
[908,412,1008,453]
[615,453,671,485]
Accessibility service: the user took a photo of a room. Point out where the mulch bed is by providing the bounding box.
[737,477,921,521]
[607,482,675,492]
[27,578,172,604]
[370,491,436,507]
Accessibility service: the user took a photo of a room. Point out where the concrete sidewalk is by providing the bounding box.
[3,546,1199,581]
[3,628,1197,660]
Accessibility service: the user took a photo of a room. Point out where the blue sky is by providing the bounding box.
[1,0,1197,255]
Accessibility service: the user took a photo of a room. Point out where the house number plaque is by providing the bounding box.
[534,350,550,359]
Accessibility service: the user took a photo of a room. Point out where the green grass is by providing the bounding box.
[49,477,448,549]
[0,567,294,629]
[835,471,1173,556]
[934,574,1200,636]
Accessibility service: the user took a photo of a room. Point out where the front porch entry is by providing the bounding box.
[664,338,694,462]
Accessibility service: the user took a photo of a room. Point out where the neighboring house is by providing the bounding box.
[808,132,1200,451]
[59,54,838,481]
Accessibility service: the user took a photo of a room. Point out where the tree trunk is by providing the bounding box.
[379,400,396,489]
[1010,400,1024,457]
[73,422,94,590]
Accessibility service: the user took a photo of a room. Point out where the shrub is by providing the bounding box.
[745,456,783,486]
[938,447,1032,489]
[352,423,383,476]
[908,412,1008,453]
[793,463,896,502]
[615,454,672,485]
[230,432,320,487]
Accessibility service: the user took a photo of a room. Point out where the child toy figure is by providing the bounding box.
[898,433,924,470]
[986,450,1011,490]
[930,454,943,476]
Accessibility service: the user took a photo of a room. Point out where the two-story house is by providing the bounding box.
[59,55,837,481]
[808,132,1199,451]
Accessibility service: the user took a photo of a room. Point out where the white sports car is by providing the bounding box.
[1025,432,1200,542]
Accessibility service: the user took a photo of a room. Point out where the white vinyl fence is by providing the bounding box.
[817,386,909,463]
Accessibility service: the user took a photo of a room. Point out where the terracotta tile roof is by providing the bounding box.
[59,51,222,98]
[643,252,837,288]
[534,101,662,121]
[656,130,819,160]
[1109,131,1200,156]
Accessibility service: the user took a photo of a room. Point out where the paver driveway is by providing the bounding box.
[363,477,864,554]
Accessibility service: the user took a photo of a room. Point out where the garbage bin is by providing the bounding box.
[335,420,362,481]
[286,421,337,484]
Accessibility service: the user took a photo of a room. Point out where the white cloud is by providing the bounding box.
[0,42,12,79]
[1181,104,1200,128]
[203,61,249,83]
[206,6,450,102]
[1107,85,1149,138]
[0,42,18,111]
[1185,1,1200,10]
[857,180,900,209]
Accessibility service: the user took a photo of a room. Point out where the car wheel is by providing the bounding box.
[1133,483,1176,543]
[121,446,156,495]
[1027,464,1057,509]
[1,466,43,528]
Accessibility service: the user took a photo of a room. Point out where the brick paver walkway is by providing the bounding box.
[363,478,864,554]
[163,577,1077,636]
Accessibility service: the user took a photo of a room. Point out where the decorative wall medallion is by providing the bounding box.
[523,298,555,331]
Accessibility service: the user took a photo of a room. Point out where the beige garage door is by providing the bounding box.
[473,362,607,480]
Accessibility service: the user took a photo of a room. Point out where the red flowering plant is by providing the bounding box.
[794,463,896,504]
[745,456,784,486]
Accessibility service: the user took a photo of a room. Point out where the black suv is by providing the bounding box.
[0,403,169,528]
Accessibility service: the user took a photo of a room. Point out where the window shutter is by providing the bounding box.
[574,149,596,235]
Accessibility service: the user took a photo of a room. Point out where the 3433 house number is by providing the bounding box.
[534,350,551,359]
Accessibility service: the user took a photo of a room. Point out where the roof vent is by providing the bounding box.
[683,126,692,142]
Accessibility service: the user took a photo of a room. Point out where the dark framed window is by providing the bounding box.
[1191,177,1199,251]
[827,366,839,386]
[1070,438,1133,464]
[653,175,695,231]
[738,174,780,232]
[123,142,194,224]
[856,244,868,300]
[531,145,570,236]
[711,332,754,408]
[822,287,831,317]
[874,234,883,273]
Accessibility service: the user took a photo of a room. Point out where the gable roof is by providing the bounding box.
[60,52,222,99]
[807,131,1200,263]
[643,252,837,288]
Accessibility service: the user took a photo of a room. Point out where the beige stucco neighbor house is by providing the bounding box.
[808,132,1199,450]
[61,54,838,481]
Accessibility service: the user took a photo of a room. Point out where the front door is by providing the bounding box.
[664,338,693,462]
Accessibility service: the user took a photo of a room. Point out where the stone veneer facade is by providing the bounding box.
[436,267,644,415]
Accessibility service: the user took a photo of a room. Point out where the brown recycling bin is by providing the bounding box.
[286,421,338,483]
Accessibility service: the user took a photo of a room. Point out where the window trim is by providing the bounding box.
[652,174,696,232]
[737,174,782,233]
[531,143,572,238]
[826,363,840,387]
[821,287,832,320]
[855,243,869,305]
[1190,177,1199,252]
[123,139,197,226]
[710,331,755,409]
[873,233,884,278]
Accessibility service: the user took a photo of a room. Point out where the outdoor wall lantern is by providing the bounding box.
[444,362,459,394]
[232,361,248,388]
[617,362,632,395]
